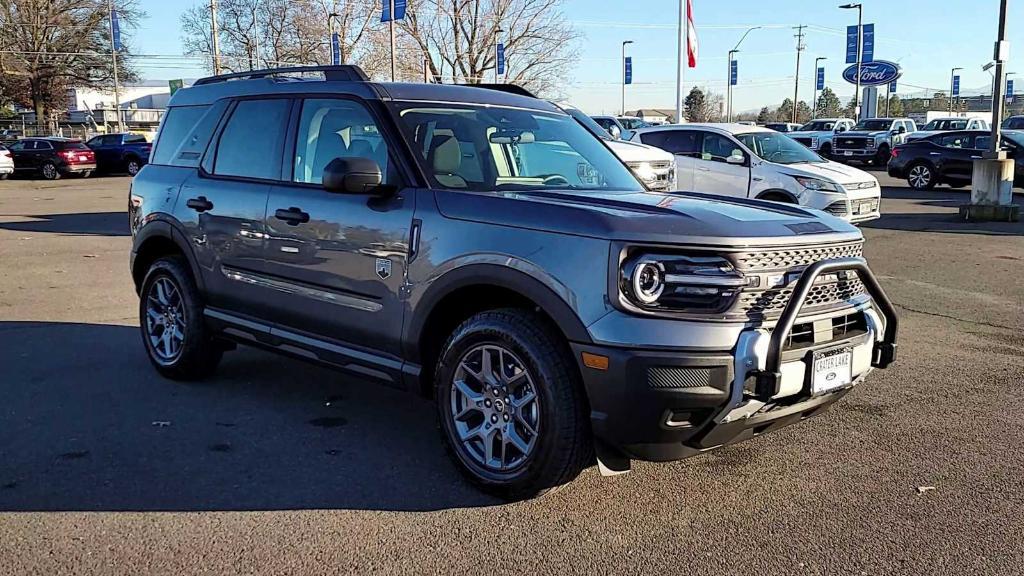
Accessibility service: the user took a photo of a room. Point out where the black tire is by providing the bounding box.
[947,182,966,189]
[873,145,891,166]
[906,162,937,190]
[139,256,223,380]
[79,170,92,179]
[819,143,832,159]
[435,309,591,500]
[40,162,60,180]
[0,173,9,180]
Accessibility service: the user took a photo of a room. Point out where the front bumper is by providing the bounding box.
[575,257,898,463]
[833,149,878,160]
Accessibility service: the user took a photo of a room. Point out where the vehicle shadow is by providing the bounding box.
[868,188,1024,236]
[0,321,498,512]
[0,212,129,236]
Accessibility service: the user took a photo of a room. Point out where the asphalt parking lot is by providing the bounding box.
[1,173,1022,575]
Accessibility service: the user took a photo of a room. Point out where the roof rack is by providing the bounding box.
[467,83,539,99]
[193,65,370,86]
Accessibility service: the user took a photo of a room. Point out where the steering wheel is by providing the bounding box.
[542,174,571,186]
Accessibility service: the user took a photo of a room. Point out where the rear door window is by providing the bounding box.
[213,99,290,180]
[641,130,701,156]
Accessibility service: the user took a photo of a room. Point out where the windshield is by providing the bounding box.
[562,106,612,141]
[800,121,836,131]
[618,118,650,130]
[854,119,894,131]
[923,119,968,131]
[392,103,644,192]
[736,131,824,164]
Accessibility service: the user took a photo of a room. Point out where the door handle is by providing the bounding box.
[275,207,310,225]
[929,152,941,156]
[971,155,982,159]
[697,166,710,172]
[186,196,214,212]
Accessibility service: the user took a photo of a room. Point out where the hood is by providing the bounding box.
[841,130,889,138]
[787,130,831,138]
[774,160,876,185]
[606,139,674,163]
[905,131,936,140]
[435,188,862,248]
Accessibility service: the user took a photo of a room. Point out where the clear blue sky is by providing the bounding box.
[132,0,1022,115]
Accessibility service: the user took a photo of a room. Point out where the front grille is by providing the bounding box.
[784,311,869,350]
[647,367,711,389]
[836,137,868,149]
[733,242,864,271]
[739,277,867,319]
[844,181,876,190]
[793,137,813,147]
[825,201,849,217]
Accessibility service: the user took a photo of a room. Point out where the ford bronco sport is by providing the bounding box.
[129,66,898,500]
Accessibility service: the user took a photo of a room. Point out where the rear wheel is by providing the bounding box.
[0,173,8,180]
[126,158,142,176]
[139,256,223,380]
[79,170,92,179]
[907,162,936,190]
[40,162,60,180]
[435,309,591,500]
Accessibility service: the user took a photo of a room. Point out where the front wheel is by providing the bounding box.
[818,143,832,159]
[139,256,223,380]
[126,158,142,176]
[435,309,591,500]
[873,145,891,166]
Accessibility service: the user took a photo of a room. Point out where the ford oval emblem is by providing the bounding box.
[842,60,902,87]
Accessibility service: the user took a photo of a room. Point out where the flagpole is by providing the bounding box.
[675,0,685,124]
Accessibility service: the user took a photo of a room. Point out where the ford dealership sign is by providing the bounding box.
[842,60,902,86]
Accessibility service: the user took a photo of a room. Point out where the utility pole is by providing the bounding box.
[675,0,685,124]
[792,25,806,124]
[107,0,122,132]
[622,40,633,116]
[210,0,221,74]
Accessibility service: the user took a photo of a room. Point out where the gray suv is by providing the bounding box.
[129,66,898,500]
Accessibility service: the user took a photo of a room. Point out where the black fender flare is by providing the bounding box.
[755,189,799,203]
[403,263,593,362]
[131,216,205,293]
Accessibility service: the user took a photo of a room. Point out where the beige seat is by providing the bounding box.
[428,136,467,188]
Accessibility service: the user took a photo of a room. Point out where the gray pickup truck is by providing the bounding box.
[128,65,898,499]
[832,117,918,165]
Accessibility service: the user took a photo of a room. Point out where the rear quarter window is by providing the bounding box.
[151,104,213,166]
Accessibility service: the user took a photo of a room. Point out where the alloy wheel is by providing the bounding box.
[449,344,541,472]
[909,165,932,189]
[42,163,57,180]
[145,277,187,363]
[127,160,140,176]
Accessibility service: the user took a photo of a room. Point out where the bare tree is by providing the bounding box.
[181,0,379,73]
[401,0,579,96]
[0,0,141,126]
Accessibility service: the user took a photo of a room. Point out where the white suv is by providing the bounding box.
[630,123,881,223]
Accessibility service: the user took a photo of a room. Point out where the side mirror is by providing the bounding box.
[895,126,906,134]
[836,126,847,133]
[323,157,384,195]
[608,124,622,140]
[726,153,746,165]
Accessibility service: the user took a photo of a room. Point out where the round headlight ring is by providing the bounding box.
[632,261,664,305]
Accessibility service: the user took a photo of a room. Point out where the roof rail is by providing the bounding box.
[193,65,370,86]
[467,83,538,99]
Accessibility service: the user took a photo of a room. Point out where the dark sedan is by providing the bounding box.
[7,137,97,180]
[888,130,1023,190]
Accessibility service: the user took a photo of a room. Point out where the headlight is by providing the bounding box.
[627,161,658,184]
[793,176,843,193]
[866,138,876,148]
[620,251,747,314]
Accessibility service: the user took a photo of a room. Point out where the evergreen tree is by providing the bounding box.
[815,87,843,117]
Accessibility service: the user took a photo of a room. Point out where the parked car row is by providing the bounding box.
[888,129,1024,190]
[1,133,149,180]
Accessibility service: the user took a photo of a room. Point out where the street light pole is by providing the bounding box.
[107,0,122,132]
[950,67,963,114]
[621,40,633,116]
[988,0,1009,156]
[840,4,863,119]
[813,56,827,119]
[727,26,760,123]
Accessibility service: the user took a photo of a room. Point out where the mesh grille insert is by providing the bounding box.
[647,367,712,389]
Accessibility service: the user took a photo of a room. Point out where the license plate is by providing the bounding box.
[843,151,854,156]
[811,347,853,395]
[79,155,88,161]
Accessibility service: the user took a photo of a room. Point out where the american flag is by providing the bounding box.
[687,0,698,68]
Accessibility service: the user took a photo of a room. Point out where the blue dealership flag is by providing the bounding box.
[888,79,897,92]
[331,32,340,65]
[111,9,122,52]
[730,60,737,86]
[862,23,874,63]
[1007,79,1014,98]
[381,0,407,22]
[624,56,632,85]
[952,75,961,97]
[497,43,506,75]
[845,25,858,64]
[816,67,825,91]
